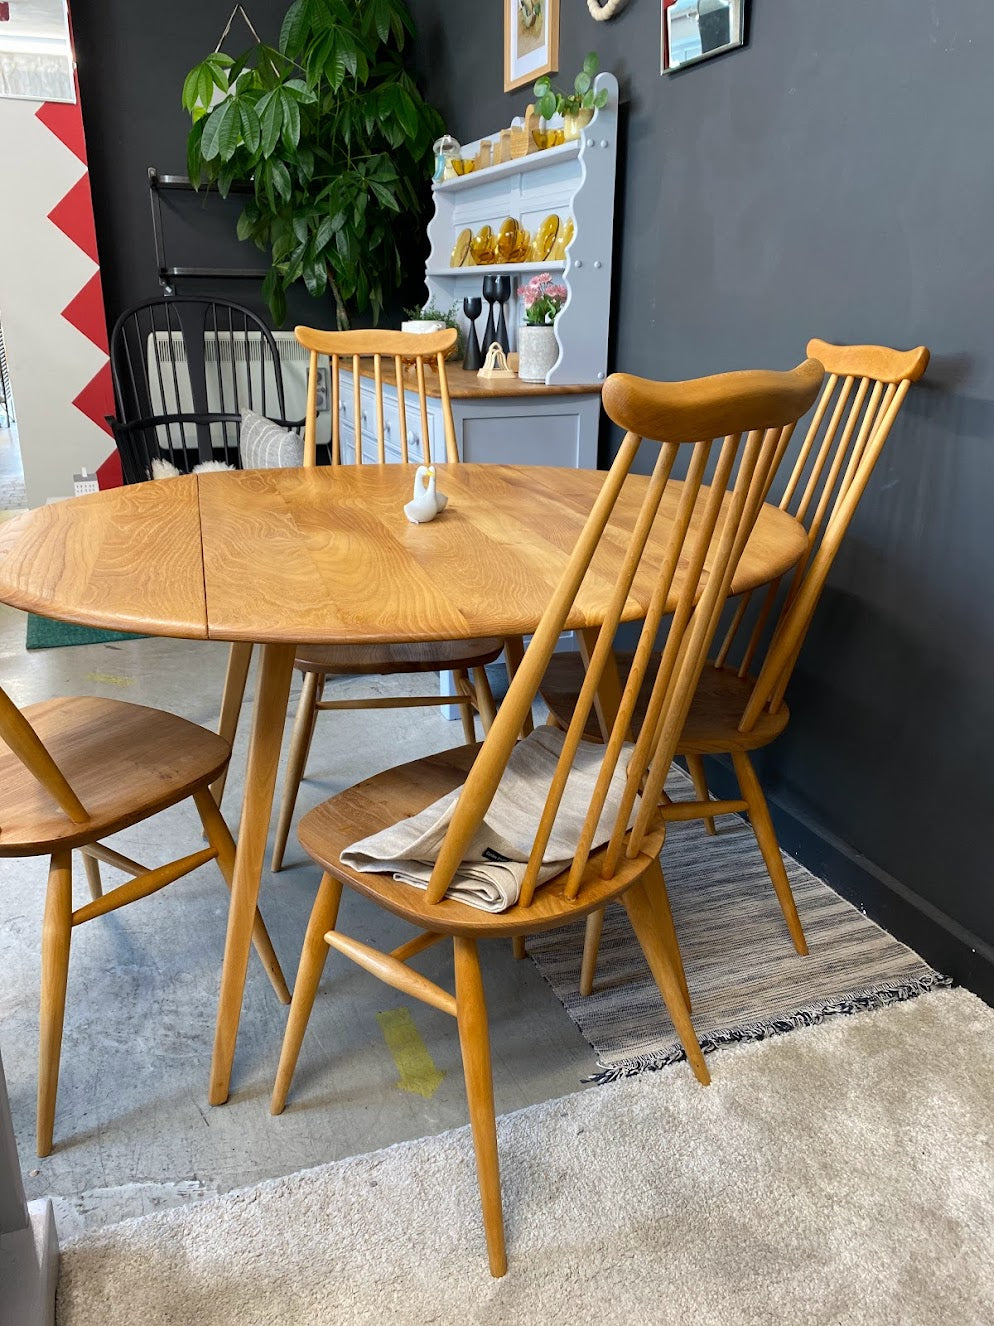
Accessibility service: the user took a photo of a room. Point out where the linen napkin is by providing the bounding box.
[340,725,636,912]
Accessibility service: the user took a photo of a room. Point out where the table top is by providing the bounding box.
[0,465,806,645]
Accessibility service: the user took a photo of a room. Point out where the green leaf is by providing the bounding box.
[258,90,284,156]
[238,101,261,155]
[280,90,301,150]
[197,64,215,110]
[314,214,336,251]
[201,101,237,161]
[304,257,328,298]
[583,51,600,76]
[181,63,204,112]
[537,92,557,120]
[271,159,292,202]
[574,71,591,96]
[280,0,312,56]
[369,180,400,211]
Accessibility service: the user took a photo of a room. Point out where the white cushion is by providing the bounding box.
[239,408,305,470]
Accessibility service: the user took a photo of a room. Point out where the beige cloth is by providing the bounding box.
[340,726,636,912]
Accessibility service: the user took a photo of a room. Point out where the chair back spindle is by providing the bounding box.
[707,339,929,731]
[418,360,824,912]
[293,327,459,469]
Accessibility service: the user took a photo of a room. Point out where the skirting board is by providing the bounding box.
[699,758,994,1008]
[0,1199,59,1326]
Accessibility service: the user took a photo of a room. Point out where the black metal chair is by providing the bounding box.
[108,297,293,483]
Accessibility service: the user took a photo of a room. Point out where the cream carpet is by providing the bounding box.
[57,988,994,1325]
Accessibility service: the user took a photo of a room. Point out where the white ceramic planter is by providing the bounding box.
[401,320,446,334]
[517,324,559,382]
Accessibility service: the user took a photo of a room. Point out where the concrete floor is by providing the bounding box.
[0,596,598,1241]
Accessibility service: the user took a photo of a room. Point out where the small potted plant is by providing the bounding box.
[533,52,610,142]
[518,273,568,382]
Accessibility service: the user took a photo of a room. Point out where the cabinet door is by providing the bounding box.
[456,397,600,469]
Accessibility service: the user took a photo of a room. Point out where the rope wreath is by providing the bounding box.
[586,0,628,18]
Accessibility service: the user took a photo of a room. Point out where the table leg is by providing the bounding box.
[209,640,296,1106]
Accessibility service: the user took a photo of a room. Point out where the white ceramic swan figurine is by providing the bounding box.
[404,465,447,524]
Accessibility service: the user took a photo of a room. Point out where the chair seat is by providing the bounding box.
[294,637,505,676]
[0,697,230,854]
[298,742,656,940]
[540,653,790,753]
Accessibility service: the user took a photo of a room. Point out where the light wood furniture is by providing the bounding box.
[259,327,504,872]
[0,685,289,1155]
[542,340,930,992]
[0,457,810,1107]
[270,359,824,1277]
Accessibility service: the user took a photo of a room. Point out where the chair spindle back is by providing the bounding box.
[418,359,824,912]
[710,339,929,730]
[293,327,459,469]
[109,297,289,480]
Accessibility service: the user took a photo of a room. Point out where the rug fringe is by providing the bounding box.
[586,973,954,1085]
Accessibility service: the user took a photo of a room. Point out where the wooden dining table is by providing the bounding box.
[0,463,807,1105]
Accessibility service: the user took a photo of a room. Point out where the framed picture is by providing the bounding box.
[662,0,745,74]
[0,0,75,103]
[505,0,559,93]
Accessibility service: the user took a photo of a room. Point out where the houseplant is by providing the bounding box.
[533,51,609,140]
[518,272,567,381]
[181,0,443,328]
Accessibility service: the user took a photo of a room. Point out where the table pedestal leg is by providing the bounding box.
[209,641,296,1106]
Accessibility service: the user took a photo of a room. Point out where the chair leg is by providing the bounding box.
[37,850,73,1156]
[271,872,344,1115]
[210,642,253,807]
[81,851,103,901]
[643,857,691,1010]
[685,753,717,836]
[271,670,322,873]
[731,750,808,956]
[621,877,710,1085]
[453,936,506,1278]
[579,908,604,997]
[453,669,477,744]
[511,936,527,960]
[471,666,498,733]
[194,787,291,1004]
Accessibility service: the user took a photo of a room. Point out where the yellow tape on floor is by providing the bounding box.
[377,1008,445,1100]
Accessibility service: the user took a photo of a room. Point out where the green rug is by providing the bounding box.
[25,614,148,651]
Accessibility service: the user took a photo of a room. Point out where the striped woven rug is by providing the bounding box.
[527,768,949,1081]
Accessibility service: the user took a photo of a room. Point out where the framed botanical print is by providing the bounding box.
[504,0,559,93]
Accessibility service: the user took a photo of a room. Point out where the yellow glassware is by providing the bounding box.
[470,225,497,265]
[496,218,521,261]
[530,214,560,262]
[531,127,566,151]
[509,229,531,262]
[450,158,476,176]
[551,217,575,262]
[449,227,472,268]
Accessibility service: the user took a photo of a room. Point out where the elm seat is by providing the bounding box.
[0,685,289,1157]
[292,637,504,677]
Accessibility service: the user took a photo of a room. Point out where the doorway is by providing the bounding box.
[0,313,25,511]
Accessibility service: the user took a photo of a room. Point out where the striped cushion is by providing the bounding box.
[239,409,304,470]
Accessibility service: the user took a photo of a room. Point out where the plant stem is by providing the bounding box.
[329,274,350,330]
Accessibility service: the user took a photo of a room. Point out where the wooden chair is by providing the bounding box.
[260,327,505,873]
[541,339,930,993]
[0,685,290,1156]
[269,358,824,1276]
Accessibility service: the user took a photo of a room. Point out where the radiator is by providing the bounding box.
[146,331,326,424]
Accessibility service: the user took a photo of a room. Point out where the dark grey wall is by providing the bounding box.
[407,0,994,992]
[71,0,994,993]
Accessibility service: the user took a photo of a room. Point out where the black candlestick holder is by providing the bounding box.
[462,296,483,371]
[481,276,499,357]
[493,274,511,355]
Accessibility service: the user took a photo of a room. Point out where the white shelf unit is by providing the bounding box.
[424,72,619,388]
